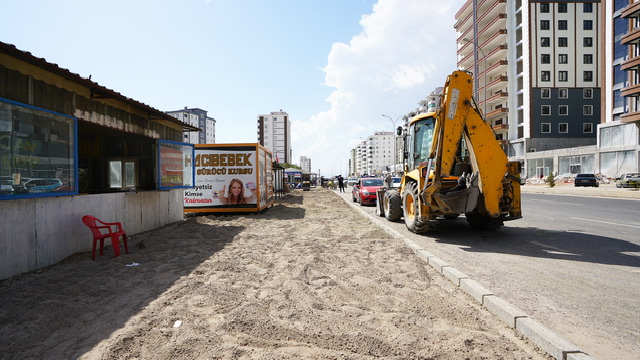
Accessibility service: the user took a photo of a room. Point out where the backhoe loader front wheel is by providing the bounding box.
[383,190,402,222]
[465,211,504,230]
[402,182,436,233]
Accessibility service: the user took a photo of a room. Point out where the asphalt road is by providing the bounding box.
[335,187,640,360]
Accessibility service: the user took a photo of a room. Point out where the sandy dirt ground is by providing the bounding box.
[0,189,551,360]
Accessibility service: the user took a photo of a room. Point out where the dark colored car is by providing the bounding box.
[616,173,640,188]
[352,177,385,206]
[574,173,599,187]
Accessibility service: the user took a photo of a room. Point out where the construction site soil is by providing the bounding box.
[0,189,551,360]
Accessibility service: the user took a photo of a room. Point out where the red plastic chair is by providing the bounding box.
[82,215,129,260]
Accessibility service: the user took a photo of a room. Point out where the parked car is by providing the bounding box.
[1,179,14,195]
[22,178,63,193]
[574,173,599,187]
[390,176,402,189]
[346,178,358,187]
[352,177,385,206]
[616,173,640,188]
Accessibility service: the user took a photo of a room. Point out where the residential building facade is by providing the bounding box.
[608,0,640,176]
[167,107,215,144]
[257,110,291,163]
[351,131,396,177]
[454,0,635,179]
[299,155,311,173]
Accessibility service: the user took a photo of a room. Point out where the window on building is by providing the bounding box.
[584,88,593,98]
[0,98,77,198]
[584,54,593,64]
[109,160,137,189]
[584,37,593,47]
[542,123,551,133]
[558,3,567,13]
[559,105,568,115]
[541,88,551,98]
[583,105,593,115]
[558,54,568,64]
[559,88,568,99]
[584,3,593,13]
[541,105,551,115]
[540,20,550,30]
[583,123,593,133]
[541,3,549,13]
[584,20,593,30]
[559,123,568,133]
[541,54,550,63]
[541,71,551,81]
[558,37,568,47]
[558,20,568,30]
[541,37,550,47]
[584,71,593,82]
[559,71,568,82]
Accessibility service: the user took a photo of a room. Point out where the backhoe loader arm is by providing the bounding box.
[427,71,511,217]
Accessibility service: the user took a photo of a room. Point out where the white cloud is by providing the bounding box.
[292,0,462,176]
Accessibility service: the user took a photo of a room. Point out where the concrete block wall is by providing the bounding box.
[0,189,184,280]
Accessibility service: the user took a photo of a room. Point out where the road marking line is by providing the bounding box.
[570,217,640,229]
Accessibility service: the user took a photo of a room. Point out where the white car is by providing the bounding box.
[390,177,402,189]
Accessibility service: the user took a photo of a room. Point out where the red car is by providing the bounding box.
[352,177,385,206]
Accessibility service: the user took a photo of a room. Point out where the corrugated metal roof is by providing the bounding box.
[0,41,200,132]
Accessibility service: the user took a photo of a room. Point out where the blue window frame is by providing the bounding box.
[157,139,195,189]
[0,98,78,199]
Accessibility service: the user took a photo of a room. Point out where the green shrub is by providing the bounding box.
[546,172,556,188]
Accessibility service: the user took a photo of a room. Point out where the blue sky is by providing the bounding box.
[1,0,463,176]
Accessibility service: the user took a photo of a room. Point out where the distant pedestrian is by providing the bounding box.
[338,175,345,192]
[385,174,392,188]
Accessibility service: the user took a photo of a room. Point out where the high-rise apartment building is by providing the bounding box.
[352,131,396,177]
[299,155,311,173]
[455,1,607,178]
[257,110,291,163]
[607,1,640,175]
[166,107,215,144]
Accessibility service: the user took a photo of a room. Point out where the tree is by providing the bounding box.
[280,163,301,170]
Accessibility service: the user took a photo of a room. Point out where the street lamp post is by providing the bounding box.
[382,114,402,176]
[462,38,487,118]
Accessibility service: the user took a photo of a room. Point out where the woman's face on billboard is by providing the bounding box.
[230,182,242,196]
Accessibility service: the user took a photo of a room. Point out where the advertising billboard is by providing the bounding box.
[184,144,273,213]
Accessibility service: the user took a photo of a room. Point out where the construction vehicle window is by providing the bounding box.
[413,118,435,168]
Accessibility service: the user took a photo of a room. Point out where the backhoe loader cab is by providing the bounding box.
[381,70,522,233]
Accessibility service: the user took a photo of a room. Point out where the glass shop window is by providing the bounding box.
[0,98,77,199]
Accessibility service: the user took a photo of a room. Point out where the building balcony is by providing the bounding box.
[621,83,640,98]
[621,56,640,71]
[621,27,640,45]
[479,59,508,80]
[455,0,473,21]
[486,91,508,105]
[621,1,640,18]
[485,75,508,90]
[478,13,507,39]
[480,29,507,50]
[477,0,506,22]
[492,123,509,131]
[486,107,508,119]
[620,111,640,124]
[455,10,474,32]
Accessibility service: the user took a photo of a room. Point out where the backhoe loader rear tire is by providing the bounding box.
[465,211,504,230]
[383,190,402,222]
[402,182,436,233]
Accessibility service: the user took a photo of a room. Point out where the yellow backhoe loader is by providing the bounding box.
[380,70,522,233]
